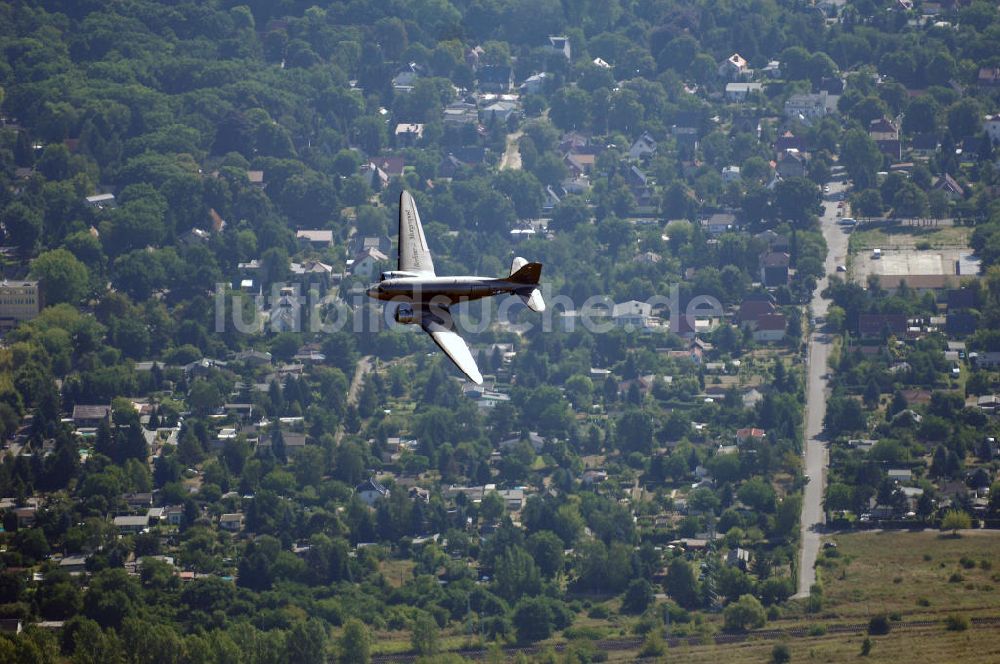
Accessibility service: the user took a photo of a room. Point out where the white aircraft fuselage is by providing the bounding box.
[364,190,544,384]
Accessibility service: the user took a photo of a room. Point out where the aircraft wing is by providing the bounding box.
[420,309,483,384]
[398,190,435,276]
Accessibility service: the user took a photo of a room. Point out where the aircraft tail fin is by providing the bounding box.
[509,257,545,311]
[508,259,542,285]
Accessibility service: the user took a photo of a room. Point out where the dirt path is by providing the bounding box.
[499,130,522,170]
[335,355,373,444]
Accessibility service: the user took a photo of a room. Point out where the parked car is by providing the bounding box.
[837,265,847,272]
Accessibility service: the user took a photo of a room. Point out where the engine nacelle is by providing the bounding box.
[380,270,419,281]
[394,303,419,325]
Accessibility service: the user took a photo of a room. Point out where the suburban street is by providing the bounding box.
[795,178,851,597]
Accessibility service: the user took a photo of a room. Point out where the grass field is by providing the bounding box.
[819,530,1000,620]
[848,224,971,252]
[369,531,1000,662]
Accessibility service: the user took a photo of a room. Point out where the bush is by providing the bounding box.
[916,597,930,607]
[960,556,976,569]
[586,605,609,619]
[868,614,891,635]
[946,615,970,631]
[771,643,791,663]
[860,637,873,656]
[638,631,667,657]
[949,572,964,583]
[723,594,767,631]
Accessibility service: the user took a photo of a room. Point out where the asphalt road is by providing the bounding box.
[795,179,851,598]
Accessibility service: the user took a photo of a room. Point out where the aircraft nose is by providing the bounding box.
[366,285,380,298]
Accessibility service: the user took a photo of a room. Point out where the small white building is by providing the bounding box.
[722,165,741,183]
[85,193,116,209]
[612,300,654,329]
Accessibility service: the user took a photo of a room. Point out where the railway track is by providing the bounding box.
[369,615,1000,662]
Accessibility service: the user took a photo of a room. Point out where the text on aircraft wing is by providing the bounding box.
[419,309,483,385]
[398,191,435,276]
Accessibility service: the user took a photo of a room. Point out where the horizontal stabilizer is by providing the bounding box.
[518,288,546,313]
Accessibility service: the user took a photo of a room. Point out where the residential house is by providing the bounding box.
[612,300,654,329]
[350,247,388,280]
[482,100,518,124]
[0,280,41,329]
[123,492,153,510]
[627,132,657,161]
[722,165,741,183]
[496,488,525,511]
[361,161,389,190]
[564,152,596,177]
[718,53,749,80]
[545,35,572,61]
[910,133,938,156]
[520,72,549,95]
[784,91,836,123]
[442,102,479,127]
[932,173,964,199]
[219,513,245,532]
[887,468,912,483]
[972,352,1000,370]
[392,63,424,93]
[701,212,737,236]
[776,150,807,178]
[59,555,88,574]
[282,431,307,456]
[869,117,901,160]
[295,229,333,249]
[356,477,390,506]
[394,123,424,146]
[163,505,184,526]
[371,156,405,179]
[113,515,149,534]
[977,67,1000,88]
[72,404,111,428]
[11,505,37,528]
[247,170,265,188]
[858,313,908,338]
[738,297,777,325]
[759,252,790,287]
[725,82,762,102]
[736,428,766,444]
[761,60,782,78]
[753,313,787,342]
